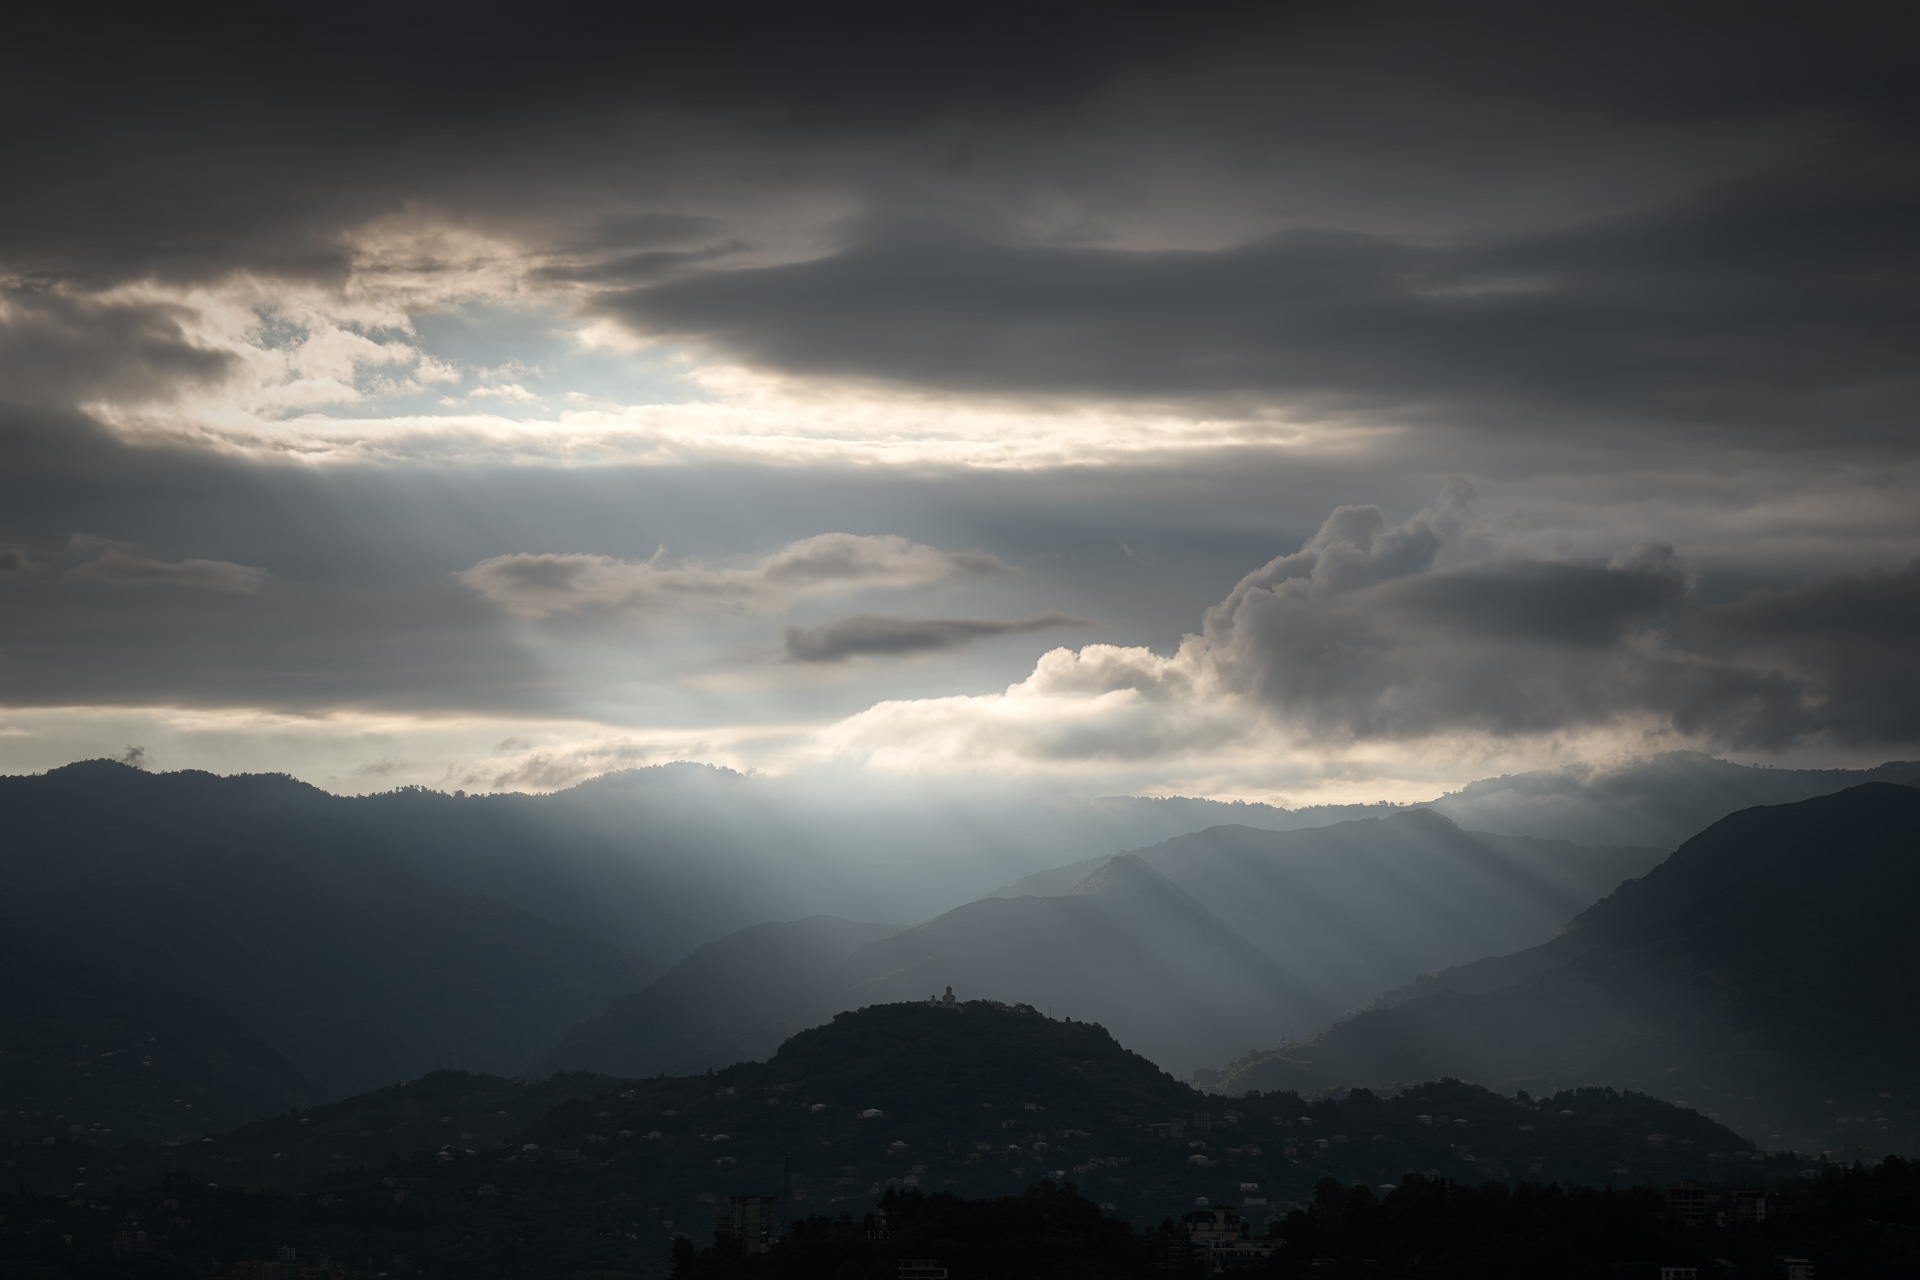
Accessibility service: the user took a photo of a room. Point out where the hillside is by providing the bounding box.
[0,766,652,1099]
[1212,783,1920,1153]
[0,944,317,1140]
[1,850,645,1100]
[989,810,1664,1013]
[547,856,1335,1077]
[3,1001,1777,1277]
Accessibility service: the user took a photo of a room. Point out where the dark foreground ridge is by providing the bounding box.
[0,1001,1851,1277]
[5,1154,1916,1280]
[676,1160,1920,1278]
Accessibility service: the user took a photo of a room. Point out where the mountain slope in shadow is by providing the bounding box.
[0,767,652,1097]
[991,810,1664,1014]
[1213,782,1920,1151]
[0,943,318,1139]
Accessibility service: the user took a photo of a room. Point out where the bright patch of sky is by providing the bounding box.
[313,302,707,421]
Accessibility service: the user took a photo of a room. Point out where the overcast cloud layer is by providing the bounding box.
[0,2,1915,799]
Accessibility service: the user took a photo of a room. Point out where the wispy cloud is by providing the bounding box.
[784,611,1089,662]
[65,536,268,593]
[458,532,1007,620]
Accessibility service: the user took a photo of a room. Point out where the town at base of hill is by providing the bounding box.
[668,1159,1919,1278]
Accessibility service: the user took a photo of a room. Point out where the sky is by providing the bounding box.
[1,0,1916,803]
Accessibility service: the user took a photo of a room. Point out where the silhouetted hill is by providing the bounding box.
[990,811,1663,1013]
[547,857,1335,1077]
[540,916,900,1077]
[1213,783,1920,1153]
[4,854,641,1099]
[0,768,651,1098]
[0,944,316,1139]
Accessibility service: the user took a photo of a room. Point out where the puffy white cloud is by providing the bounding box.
[457,532,1007,620]
[816,487,1886,780]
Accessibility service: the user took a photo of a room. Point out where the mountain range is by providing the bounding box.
[5,753,1915,1145]
[1099,751,1918,849]
[1211,782,1920,1154]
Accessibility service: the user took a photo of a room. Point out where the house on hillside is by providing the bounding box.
[1666,1182,1708,1226]
[1180,1205,1275,1273]
[713,1195,779,1253]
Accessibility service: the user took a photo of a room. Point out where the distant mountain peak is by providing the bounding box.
[1066,851,1171,896]
[30,758,323,797]
[1380,807,1461,832]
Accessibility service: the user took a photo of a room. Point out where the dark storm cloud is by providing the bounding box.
[1394,548,1693,649]
[0,287,233,408]
[609,162,1920,440]
[1182,493,1783,743]
[0,0,1908,467]
[0,1,1907,296]
[1691,559,1920,746]
[1133,495,1918,750]
[783,610,1089,663]
[0,1,1276,283]
[911,487,1901,755]
[0,0,1914,765]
